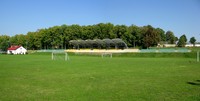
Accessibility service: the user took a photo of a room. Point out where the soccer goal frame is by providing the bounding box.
[101,53,112,58]
[52,51,69,61]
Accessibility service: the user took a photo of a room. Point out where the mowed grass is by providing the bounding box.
[0,53,200,101]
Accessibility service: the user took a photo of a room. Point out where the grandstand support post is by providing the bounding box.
[197,51,199,62]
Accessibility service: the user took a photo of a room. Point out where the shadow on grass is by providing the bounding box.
[196,80,200,82]
[187,80,200,86]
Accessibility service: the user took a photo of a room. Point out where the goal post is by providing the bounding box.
[65,53,69,61]
[52,51,69,61]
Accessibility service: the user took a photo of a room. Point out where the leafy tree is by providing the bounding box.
[106,23,115,39]
[48,26,63,49]
[126,25,142,47]
[92,23,115,39]
[33,30,44,49]
[166,31,175,44]
[70,24,82,39]
[189,37,196,46]
[39,29,50,49]
[156,28,165,42]
[60,24,68,49]
[141,25,160,48]
[63,25,73,48]
[82,25,93,40]
[182,34,187,42]
[177,35,187,47]
[9,36,17,45]
[0,35,10,51]
[0,23,180,49]
[26,32,37,50]
[9,34,26,47]
[113,25,127,38]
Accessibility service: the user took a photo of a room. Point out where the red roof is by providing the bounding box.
[7,46,21,50]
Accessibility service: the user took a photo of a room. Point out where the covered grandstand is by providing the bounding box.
[69,38,128,50]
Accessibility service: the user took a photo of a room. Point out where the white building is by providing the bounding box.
[195,44,200,47]
[185,43,200,47]
[7,46,27,54]
[163,44,176,47]
[185,44,194,47]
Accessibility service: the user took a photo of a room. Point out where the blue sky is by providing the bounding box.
[0,0,200,42]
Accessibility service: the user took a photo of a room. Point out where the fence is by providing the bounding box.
[37,49,65,53]
[140,48,191,53]
[36,48,191,53]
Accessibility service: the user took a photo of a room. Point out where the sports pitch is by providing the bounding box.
[0,53,200,101]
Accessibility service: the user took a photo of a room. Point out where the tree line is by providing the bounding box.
[0,23,197,51]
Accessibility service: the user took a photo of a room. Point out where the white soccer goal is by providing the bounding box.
[52,51,69,61]
[101,53,112,58]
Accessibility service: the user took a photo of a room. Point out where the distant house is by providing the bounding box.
[7,46,27,54]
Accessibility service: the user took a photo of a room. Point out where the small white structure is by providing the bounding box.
[7,46,27,54]
[185,44,194,47]
[163,44,176,47]
[196,44,200,47]
[185,43,200,47]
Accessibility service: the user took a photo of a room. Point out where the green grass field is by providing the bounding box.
[0,52,200,101]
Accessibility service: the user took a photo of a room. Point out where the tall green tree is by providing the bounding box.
[48,26,64,49]
[156,28,165,42]
[92,23,115,39]
[10,34,26,47]
[33,30,43,49]
[63,25,74,48]
[113,25,127,38]
[182,34,187,42]
[126,25,142,47]
[82,25,93,40]
[0,35,10,51]
[60,24,68,49]
[166,31,175,44]
[26,32,37,50]
[141,25,160,48]
[189,37,196,46]
[177,35,187,47]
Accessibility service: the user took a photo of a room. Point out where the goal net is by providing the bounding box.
[101,53,112,58]
[52,51,69,61]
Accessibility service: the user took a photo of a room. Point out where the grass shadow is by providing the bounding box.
[196,80,200,82]
[187,80,200,86]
